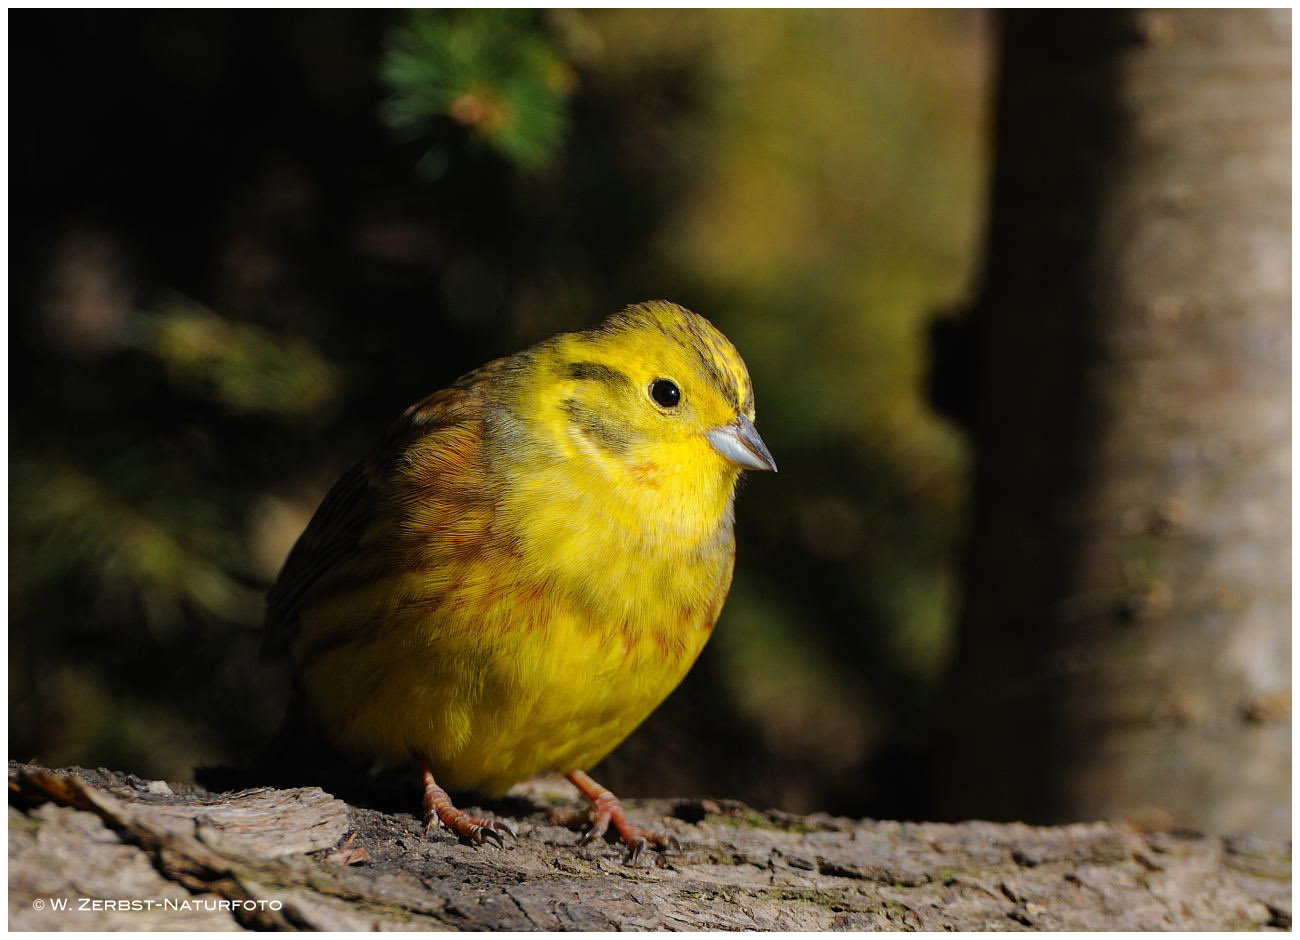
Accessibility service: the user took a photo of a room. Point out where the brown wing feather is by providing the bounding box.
[262,460,377,658]
[261,359,510,659]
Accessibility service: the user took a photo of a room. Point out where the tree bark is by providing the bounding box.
[940,9,1290,836]
[8,763,1291,931]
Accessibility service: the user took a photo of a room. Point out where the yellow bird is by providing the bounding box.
[264,300,775,857]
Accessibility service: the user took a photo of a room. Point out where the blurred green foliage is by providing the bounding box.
[129,297,340,419]
[380,10,574,173]
[10,9,988,817]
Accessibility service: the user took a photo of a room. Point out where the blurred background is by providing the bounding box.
[9,10,1289,837]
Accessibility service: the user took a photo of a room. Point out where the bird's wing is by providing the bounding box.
[261,458,376,659]
[262,363,504,659]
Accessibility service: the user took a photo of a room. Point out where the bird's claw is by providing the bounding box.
[627,835,649,865]
[469,823,503,847]
[621,828,679,864]
[426,812,517,847]
[574,806,679,863]
[420,769,517,848]
[563,771,680,864]
[577,817,610,846]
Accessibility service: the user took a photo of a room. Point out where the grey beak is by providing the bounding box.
[707,414,777,472]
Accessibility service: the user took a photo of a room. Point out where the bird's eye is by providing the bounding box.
[650,379,681,408]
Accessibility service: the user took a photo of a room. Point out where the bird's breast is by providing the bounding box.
[494,455,737,644]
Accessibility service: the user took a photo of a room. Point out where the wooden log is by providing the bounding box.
[8,762,1290,931]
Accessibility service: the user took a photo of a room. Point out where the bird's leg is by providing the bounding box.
[566,769,680,862]
[420,766,517,846]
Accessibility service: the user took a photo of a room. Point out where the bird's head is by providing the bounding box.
[530,301,776,488]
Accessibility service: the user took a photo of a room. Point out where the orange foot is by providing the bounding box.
[421,767,517,847]
[566,769,680,863]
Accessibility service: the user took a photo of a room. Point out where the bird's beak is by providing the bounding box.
[708,414,777,472]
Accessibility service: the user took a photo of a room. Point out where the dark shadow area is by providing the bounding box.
[935,12,1140,822]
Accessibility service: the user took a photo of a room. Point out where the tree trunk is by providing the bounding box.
[940,9,1290,836]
